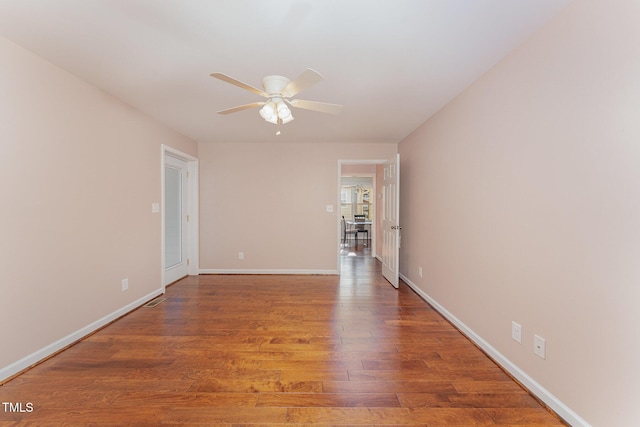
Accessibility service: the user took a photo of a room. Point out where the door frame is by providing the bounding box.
[161,145,199,290]
[337,159,388,275]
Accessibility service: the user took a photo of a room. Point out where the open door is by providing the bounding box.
[382,154,400,288]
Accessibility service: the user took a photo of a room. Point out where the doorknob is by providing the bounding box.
[391,225,402,230]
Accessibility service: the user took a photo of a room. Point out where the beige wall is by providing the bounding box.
[198,142,396,272]
[399,1,640,426]
[341,163,376,174]
[0,37,197,376]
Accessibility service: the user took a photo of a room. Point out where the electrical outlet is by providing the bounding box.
[534,334,546,359]
[238,251,244,260]
[511,321,522,344]
[121,278,129,291]
[418,266,423,278]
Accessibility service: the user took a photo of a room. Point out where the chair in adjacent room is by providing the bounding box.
[342,215,357,246]
[353,214,369,246]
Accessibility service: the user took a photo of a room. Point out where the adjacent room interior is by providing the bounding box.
[340,163,377,257]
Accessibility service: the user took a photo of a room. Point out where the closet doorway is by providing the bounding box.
[161,145,199,288]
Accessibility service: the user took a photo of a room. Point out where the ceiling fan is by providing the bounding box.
[210,69,343,125]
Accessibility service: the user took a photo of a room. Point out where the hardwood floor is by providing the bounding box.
[0,257,566,426]
[340,239,371,257]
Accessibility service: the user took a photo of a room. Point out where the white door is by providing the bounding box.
[382,154,400,288]
[164,155,188,285]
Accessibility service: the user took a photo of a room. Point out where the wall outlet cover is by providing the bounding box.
[534,334,546,359]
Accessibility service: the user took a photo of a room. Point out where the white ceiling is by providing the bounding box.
[0,0,571,144]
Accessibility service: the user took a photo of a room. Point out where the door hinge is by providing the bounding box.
[187,258,190,266]
[187,214,190,222]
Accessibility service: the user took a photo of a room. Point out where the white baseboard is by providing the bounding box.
[399,273,590,427]
[200,269,338,275]
[0,288,164,383]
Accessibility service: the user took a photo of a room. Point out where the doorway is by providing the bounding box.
[337,161,379,271]
[162,145,199,288]
[337,156,400,287]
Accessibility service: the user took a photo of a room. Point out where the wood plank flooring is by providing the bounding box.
[0,256,566,426]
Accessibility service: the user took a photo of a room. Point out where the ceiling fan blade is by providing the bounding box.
[288,99,343,114]
[217,102,265,114]
[281,68,324,98]
[210,72,266,97]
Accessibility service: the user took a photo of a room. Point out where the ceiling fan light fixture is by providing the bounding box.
[259,99,294,125]
[276,101,291,119]
[259,102,276,122]
[280,114,294,124]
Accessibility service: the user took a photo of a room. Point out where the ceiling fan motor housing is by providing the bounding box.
[262,75,290,95]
